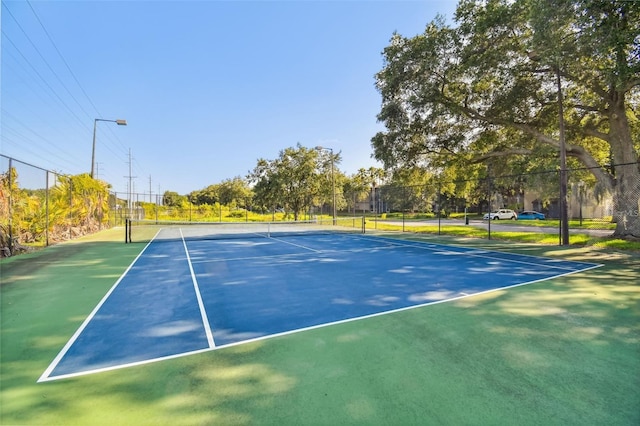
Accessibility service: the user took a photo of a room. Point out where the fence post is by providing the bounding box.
[487,167,492,240]
[68,178,73,240]
[438,184,442,235]
[7,158,13,254]
[46,172,50,246]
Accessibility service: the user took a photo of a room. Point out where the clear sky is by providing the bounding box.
[1,0,457,196]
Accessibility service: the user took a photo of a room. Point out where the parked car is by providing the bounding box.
[517,210,545,220]
[483,209,518,220]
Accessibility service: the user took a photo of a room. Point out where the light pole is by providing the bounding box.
[316,146,336,225]
[91,118,127,178]
[528,49,569,245]
[556,66,569,245]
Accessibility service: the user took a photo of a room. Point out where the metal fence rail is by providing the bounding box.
[2,153,637,255]
[364,163,638,243]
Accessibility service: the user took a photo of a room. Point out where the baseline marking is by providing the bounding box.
[38,239,156,382]
[40,235,601,381]
[40,257,594,382]
[198,265,598,352]
[39,347,214,382]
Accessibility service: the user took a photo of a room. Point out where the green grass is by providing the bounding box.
[372,212,617,230]
[1,228,639,425]
[366,221,640,251]
[149,209,333,224]
[494,219,616,230]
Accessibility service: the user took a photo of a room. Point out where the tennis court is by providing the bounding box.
[39,221,599,381]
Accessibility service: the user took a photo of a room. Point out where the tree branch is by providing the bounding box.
[470,148,533,163]
[449,99,616,191]
[570,103,604,113]
[583,127,611,142]
[623,77,640,92]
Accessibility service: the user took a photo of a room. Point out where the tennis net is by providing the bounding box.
[125,217,365,243]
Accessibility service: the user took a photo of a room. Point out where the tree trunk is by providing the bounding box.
[609,97,640,239]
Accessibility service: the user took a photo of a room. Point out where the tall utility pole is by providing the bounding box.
[128,149,132,212]
[149,175,152,203]
[125,149,137,216]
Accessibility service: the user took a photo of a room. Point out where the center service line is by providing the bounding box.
[180,229,216,348]
[268,236,322,252]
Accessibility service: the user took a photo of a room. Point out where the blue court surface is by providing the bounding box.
[40,233,600,381]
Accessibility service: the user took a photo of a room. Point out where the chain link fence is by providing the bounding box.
[363,162,639,243]
[3,154,637,255]
[2,155,65,255]
[1,155,120,256]
[108,192,290,224]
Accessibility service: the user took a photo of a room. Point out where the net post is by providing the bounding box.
[125,219,129,243]
[361,216,365,234]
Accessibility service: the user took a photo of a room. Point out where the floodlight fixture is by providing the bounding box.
[316,146,336,225]
[91,118,127,178]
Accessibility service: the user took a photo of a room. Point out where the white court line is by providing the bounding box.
[38,238,157,383]
[39,258,602,382]
[39,346,215,382]
[351,234,602,272]
[185,232,600,273]
[192,251,317,264]
[190,244,400,264]
[189,237,405,265]
[181,228,216,349]
[39,232,602,382]
[267,235,322,252]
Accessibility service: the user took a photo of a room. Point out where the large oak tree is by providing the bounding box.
[373,0,639,238]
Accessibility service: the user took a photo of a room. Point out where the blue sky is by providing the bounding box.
[1,0,456,196]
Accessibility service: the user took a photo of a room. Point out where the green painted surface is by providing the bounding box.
[1,229,639,425]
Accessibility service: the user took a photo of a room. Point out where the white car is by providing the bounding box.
[483,209,518,220]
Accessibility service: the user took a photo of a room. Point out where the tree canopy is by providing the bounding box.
[247,144,341,220]
[373,0,639,237]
